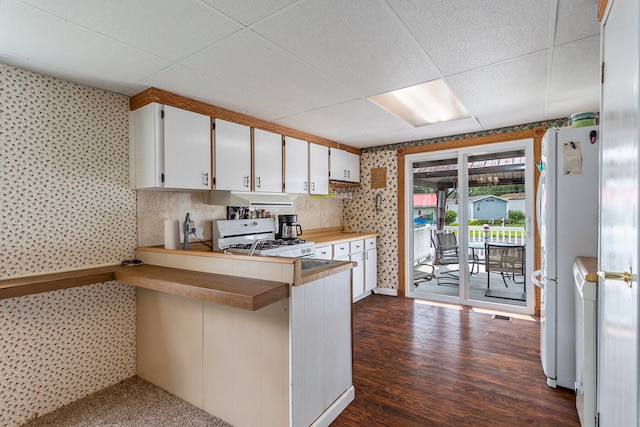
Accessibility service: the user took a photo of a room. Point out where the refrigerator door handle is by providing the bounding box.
[536,170,545,236]
[532,269,545,288]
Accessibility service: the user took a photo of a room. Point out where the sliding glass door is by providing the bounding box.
[406,139,534,314]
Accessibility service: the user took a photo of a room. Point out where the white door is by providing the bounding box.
[214,119,251,191]
[284,136,308,194]
[253,128,282,193]
[598,0,640,424]
[163,105,211,190]
[309,143,329,194]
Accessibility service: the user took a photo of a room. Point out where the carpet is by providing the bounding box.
[20,376,232,427]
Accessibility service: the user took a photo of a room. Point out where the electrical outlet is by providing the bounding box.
[180,220,196,242]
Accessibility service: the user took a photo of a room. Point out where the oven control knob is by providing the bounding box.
[251,221,258,227]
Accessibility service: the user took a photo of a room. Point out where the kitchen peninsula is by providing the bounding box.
[133,246,355,427]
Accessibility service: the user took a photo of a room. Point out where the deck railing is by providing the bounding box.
[413,224,527,262]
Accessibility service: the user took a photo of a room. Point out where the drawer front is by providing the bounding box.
[350,239,364,253]
[365,237,376,250]
[315,245,332,260]
[333,243,350,258]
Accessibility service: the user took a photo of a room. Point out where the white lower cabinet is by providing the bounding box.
[330,237,377,302]
[364,237,377,293]
[314,244,332,260]
[349,240,364,300]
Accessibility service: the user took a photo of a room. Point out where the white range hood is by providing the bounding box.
[209,190,294,207]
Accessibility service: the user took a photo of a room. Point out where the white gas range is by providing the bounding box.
[213,218,315,258]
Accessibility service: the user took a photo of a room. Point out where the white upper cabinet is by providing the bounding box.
[214,119,251,191]
[130,103,211,190]
[309,143,329,195]
[284,136,309,194]
[253,128,283,193]
[330,148,360,183]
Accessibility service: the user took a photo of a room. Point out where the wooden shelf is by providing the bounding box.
[0,264,289,311]
[0,266,119,300]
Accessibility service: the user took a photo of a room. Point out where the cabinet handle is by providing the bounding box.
[304,181,308,191]
[347,170,351,178]
[344,169,347,178]
[365,252,369,260]
[203,172,209,187]
[257,176,261,188]
[311,181,315,191]
[244,176,250,188]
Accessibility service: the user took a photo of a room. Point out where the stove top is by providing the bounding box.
[214,218,315,257]
[228,238,308,251]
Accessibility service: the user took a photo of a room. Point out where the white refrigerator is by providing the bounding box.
[532,125,599,389]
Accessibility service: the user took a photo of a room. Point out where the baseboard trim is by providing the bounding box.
[372,287,398,297]
[311,385,355,427]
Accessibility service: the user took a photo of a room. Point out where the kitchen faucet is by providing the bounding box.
[183,212,190,251]
[248,239,263,256]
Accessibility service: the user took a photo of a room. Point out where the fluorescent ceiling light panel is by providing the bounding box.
[369,79,470,127]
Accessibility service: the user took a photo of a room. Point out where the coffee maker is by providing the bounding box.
[277,214,303,240]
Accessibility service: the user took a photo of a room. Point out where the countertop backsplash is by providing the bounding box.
[136,191,344,247]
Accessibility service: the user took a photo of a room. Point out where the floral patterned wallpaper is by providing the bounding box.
[0,64,137,427]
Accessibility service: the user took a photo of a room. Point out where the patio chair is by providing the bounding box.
[486,244,525,298]
[413,256,435,287]
[433,231,460,286]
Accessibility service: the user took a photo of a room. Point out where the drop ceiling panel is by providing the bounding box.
[477,104,546,130]
[546,94,600,119]
[549,36,601,101]
[201,0,298,25]
[0,0,603,150]
[19,0,242,62]
[388,0,550,76]
[0,1,170,84]
[139,64,299,121]
[182,30,360,112]
[448,52,548,117]
[342,117,483,148]
[277,99,412,141]
[252,0,441,97]
[554,0,601,45]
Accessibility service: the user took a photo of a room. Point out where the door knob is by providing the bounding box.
[598,267,633,287]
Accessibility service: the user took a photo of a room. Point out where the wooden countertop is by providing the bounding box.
[300,227,379,246]
[116,264,288,311]
[0,263,288,311]
[575,256,598,282]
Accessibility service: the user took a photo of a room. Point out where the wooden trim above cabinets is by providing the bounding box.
[130,87,360,155]
[598,0,608,21]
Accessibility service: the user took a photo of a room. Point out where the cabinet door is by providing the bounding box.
[329,148,346,181]
[214,119,251,191]
[350,252,364,299]
[315,245,332,260]
[345,151,360,183]
[309,143,329,195]
[130,102,163,189]
[284,136,308,194]
[253,129,283,193]
[330,148,360,183]
[364,247,377,292]
[164,105,212,190]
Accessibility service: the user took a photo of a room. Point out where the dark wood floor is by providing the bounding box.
[332,295,579,427]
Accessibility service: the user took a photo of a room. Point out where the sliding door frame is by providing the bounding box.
[397,126,545,314]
